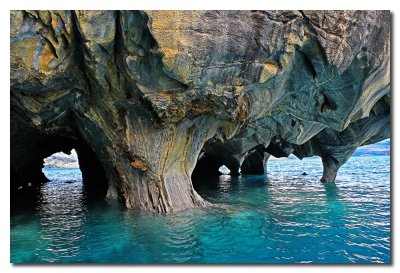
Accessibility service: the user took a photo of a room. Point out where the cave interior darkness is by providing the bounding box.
[11,134,109,207]
[10,130,303,208]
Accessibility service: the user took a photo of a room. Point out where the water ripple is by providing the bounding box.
[11,156,390,263]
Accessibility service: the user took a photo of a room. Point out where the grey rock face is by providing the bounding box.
[10,10,390,212]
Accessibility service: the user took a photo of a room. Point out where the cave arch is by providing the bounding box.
[241,145,270,175]
[191,153,224,178]
[11,134,109,200]
[10,10,390,213]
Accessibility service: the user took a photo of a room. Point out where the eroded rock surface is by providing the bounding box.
[11,11,390,212]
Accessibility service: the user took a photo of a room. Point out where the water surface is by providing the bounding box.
[10,156,390,263]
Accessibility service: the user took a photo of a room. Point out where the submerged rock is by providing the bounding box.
[10,11,390,212]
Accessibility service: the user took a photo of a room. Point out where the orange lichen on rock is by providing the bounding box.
[39,43,57,73]
[159,91,174,101]
[130,160,148,172]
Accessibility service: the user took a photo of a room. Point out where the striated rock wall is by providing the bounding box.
[10,10,390,212]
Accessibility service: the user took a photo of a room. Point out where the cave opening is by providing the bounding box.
[42,148,83,193]
[11,136,109,214]
[218,165,231,175]
[43,143,109,199]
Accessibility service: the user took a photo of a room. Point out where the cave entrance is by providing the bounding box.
[43,149,80,170]
[267,154,313,177]
[41,149,86,214]
[40,142,109,200]
[42,148,83,189]
[191,154,233,195]
[218,165,231,175]
[11,134,110,213]
[40,145,109,201]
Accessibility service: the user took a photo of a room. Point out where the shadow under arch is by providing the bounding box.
[11,133,109,213]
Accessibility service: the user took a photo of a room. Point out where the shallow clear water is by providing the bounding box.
[10,156,390,263]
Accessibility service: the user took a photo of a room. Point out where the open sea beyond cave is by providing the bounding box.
[10,155,390,264]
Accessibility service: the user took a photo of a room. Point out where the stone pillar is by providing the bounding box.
[320,155,340,182]
[75,108,220,212]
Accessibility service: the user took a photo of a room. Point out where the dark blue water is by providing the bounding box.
[10,156,390,263]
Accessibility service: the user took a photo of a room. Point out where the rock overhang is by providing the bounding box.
[10,10,390,212]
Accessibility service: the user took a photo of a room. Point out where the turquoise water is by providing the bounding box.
[10,155,390,263]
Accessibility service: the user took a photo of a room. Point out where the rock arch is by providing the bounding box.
[11,10,390,212]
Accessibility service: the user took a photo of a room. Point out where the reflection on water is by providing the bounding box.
[10,156,390,263]
[217,175,232,192]
[36,169,86,262]
[323,182,339,201]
